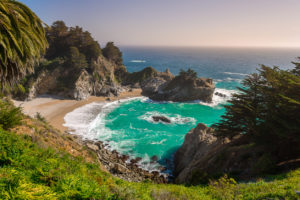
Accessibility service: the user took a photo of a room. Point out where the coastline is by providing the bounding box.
[13,89,142,133]
[13,88,168,183]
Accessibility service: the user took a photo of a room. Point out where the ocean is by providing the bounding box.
[64,47,300,173]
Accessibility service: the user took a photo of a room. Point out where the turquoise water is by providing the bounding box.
[85,47,300,172]
[90,83,236,171]
[105,96,225,165]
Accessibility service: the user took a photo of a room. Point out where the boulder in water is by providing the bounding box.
[151,155,159,162]
[152,116,171,123]
[215,92,227,98]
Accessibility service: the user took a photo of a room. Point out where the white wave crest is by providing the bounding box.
[139,111,196,125]
[63,102,105,138]
[224,72,248,76]
[130,59,146,63]
[151,139,167,145]
[224,77,243,83]
[64,97,145,140]
[197,88,236,107]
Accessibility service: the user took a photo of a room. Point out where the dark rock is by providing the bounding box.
[106,97,111,101]
[174,123,217,182]
[83,139,168,183]
[152,171,160,177]
[215,92,227,98]
[152,116,171,123]
[141,73,215,102]
[151,155,159,162]
[120,155,130,162]
[130,157,142,164]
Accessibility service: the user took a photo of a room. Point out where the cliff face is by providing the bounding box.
[173,123,289,185]
[141,73,215,102]
[174,123,227,183]
[23,55,128,100]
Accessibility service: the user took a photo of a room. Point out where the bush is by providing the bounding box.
[208,175,242,199]
[0,128,25,165]
[0,99,22,130]
[35,112,47,123]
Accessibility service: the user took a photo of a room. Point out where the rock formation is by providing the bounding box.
[20,55,130,100]
[152,116,171,123]
[141,72,215,102]
[174,123,223,183]
[18,56,175,101]
[84,140,168,183]
[173,122,287,185]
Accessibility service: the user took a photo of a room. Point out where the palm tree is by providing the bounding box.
[0,0,48,87]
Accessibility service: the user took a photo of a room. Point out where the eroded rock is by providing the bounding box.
[152,116,171,123]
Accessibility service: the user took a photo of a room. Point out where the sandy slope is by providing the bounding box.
[13,89,142,132]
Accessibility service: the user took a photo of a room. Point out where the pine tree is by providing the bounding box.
[102,42,123,65]
[213,64,300,151]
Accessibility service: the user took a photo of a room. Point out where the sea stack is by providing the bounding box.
[141,69,215,102]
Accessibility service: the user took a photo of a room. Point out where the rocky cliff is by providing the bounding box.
[141,72,215,102]
[174,123,227,183]
[173,123,291,185]
[17,56,175,101]
[19,55,129,100]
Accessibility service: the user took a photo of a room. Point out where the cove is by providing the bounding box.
[88,87,235,172]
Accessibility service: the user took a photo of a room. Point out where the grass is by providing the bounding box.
[0,128,299,200]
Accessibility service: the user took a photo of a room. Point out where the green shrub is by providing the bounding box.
[208,175,242,199]
[0,128,26,166]
[35,112,47,123]
[0,99,22,130]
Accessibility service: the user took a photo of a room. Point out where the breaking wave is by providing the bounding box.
[139,111,196,125]
[130,59,146,63]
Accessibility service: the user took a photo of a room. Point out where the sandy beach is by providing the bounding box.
[13,89,142,132]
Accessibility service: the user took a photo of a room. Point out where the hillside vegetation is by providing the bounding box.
[0,99,299,199]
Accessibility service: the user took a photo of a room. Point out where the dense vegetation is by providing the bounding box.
[45,21,122,69]
[213,63,300,172]
[7,20,126,98]
[102,42,123,66]
[45,21,101,66]
[0,0,47,87]
[179,68,198,79]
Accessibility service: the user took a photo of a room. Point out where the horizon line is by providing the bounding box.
[117,44,300,49]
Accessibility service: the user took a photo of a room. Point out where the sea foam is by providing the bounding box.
[196,88,236,107]
[223,71,248,76]
[139,111,196,125]
[130,59,146,63]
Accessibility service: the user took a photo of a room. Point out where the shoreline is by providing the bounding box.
[13,89,168,183]
[13,89,142,133]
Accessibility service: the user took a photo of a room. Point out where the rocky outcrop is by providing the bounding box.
[173,123,287,185]
[141,73,215,102]
[174,123,224,183]
[152,116,171,123]
[124,67,174,87]
[22,55,129,100]
[73,70,93,100]
[84,140,168,183]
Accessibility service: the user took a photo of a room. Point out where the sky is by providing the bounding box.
[20,0,300,48]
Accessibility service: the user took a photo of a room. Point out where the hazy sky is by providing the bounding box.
[20,0,300,47]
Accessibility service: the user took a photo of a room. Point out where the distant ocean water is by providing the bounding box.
[65,47,300,173]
